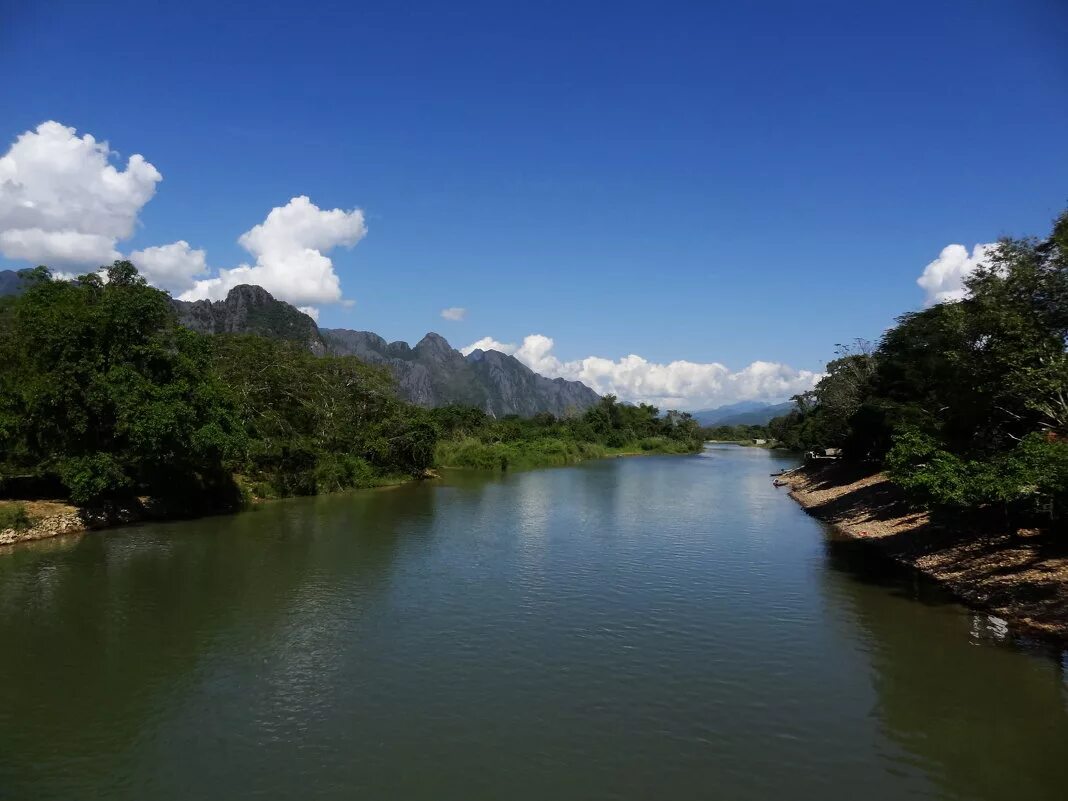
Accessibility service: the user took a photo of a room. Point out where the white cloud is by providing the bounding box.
[129,240,207,293]
[461,336,516,356]
[441,306,467,321]
[0,123,369,310]
[297,305,320,321]
[0,121,161,265]
[917,242,995,305]
[179,195,364,306]
[462,334,819,409]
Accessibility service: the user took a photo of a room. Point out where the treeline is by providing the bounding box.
[0,264,439,510]
[0,264,702,512]
[702,424,771,443]
[769,211,1068,523]
[432,400,703,470]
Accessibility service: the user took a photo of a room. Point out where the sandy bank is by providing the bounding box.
[781,463,1068,641]
[0,501,87,546]
[0,500,154,548]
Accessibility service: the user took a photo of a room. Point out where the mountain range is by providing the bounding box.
[690,400,795,427]
[3,276,794,421]
[0,269,28,296]
[170,284,599,417]
[172,284,328,355]
[322,328,599,417]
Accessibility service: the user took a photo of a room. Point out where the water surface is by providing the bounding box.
[2,444,1066,800]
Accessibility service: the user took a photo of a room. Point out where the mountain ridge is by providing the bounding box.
[167,284,599,417]
[0,269,30,297]
[692,400,795,427]
[321,327,600,417]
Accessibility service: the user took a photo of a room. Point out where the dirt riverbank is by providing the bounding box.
[781,463,1068,641]
[0,500,155,547]
[0,501,89,546]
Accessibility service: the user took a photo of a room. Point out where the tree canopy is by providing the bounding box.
[0,265,704,509]
[766,210,1068,522]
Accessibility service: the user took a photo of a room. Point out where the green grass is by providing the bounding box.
[0,503,33,531]
[622,436,702,454]
[435,435,701,471]
[239,455,422,501]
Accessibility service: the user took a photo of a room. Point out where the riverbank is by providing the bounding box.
[0,499,153,547]
[0,475,417,548]
[1,443,700,548]
[0,501,83,545]
[781,462,1068,641]
[434,436,701,471]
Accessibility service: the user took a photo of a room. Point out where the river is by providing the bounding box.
[1,444,1066,800]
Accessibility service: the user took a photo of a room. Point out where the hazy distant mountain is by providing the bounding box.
[0,269,29,297]
[692,400,795,427]
[322,328,600,417]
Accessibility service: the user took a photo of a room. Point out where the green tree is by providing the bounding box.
[0,263,244,507]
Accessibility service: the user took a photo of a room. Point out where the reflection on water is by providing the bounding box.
[820,534,1068,801]
[1,446,1066,800]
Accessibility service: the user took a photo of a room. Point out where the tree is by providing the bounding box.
[0,262,244,507]
[210,334,438,495]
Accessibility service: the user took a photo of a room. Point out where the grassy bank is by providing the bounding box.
[435,435,699,471]
[782,462,1068,641]
[0,502,32,532]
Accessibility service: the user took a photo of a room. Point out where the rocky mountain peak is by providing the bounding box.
[224,284,275,305]
[163,282,600,417]
[414,331,453,354]
[325,328,599,416]
[171,285,326,355]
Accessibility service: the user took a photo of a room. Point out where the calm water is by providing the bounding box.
[2,444,1067,800]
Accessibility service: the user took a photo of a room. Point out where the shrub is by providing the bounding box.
[0,503,32,531]
[313,454,377,492]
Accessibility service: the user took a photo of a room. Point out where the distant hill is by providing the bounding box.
[171,285,327,355]
[166,283,598,417]
[0,269,29,297]
[692,400,795,427]
[322,328,600,417]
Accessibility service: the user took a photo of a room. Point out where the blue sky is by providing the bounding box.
[2,0,1066,407]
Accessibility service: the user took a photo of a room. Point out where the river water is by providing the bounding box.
[2,444,1067,800]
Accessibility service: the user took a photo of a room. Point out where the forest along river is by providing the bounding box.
[1,443,1067,800]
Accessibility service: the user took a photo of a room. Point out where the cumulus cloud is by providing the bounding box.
[917,243,995,305]
[461,336,515,356]
[440,306,467,321]
[178,195,365,311]
[0,123,371,318]
[463,334,819,409]
[129,240,207,293]
[0,121,161,265]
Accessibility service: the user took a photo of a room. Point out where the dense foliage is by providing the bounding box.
[210,335,437,497]
[431,397,704,470]
[0,264,436,508]
[703,423,772,443]
[768,211,1068,524]
[0,265,702,510]
[0,264,244,508]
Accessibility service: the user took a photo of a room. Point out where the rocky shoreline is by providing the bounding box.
[0,500,152,548]
[780,462,1068,641]
[0,503,86,546]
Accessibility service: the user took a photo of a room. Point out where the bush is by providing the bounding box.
[314,454,377,492]
[56,453,134,506]
[886,430,973,507]
[435,437,610,471]
[0,503,32,531]
[888,429,1068,517]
